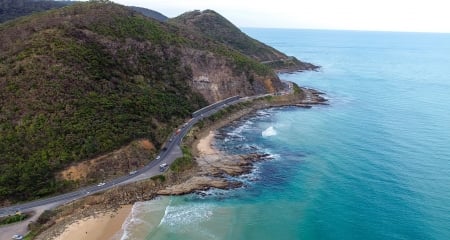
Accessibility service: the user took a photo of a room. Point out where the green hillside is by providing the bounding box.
[0,0,76,23]
[0,2,208,204]
[129,6,168,22]
[170,9,318,71]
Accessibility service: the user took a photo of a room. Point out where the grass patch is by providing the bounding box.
[170,146,194,172]
[150,175,166,182]
[26,209,58,239]
[0,213,28,225]
[293,82,302,94]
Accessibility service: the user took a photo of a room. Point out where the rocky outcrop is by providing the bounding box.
[157,176,240,195]
[157,152,271,195]
[182,48,282,103]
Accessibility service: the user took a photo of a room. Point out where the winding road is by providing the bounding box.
[0,95,244,239]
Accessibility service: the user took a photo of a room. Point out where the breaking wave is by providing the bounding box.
[262,126,277,137]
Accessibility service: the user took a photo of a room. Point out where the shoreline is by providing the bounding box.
[53,205,132,240]
[44,87,326,239]
[158,86,327,195]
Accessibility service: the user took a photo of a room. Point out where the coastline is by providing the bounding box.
[158,87,327,195]
[44,87,326,240]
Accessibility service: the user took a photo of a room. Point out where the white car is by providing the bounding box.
[12,235,23,240]
[159,163,168,172]
[129,170,137,175]
[156,155,161,160]
[97,182,106,187]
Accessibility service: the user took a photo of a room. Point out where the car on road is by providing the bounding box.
[129,170,137,175]
[156,155,160,160]
[159,163,168,172]
[97,182,106,187]
[12,234,23,240]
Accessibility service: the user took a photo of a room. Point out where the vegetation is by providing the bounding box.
[0,0,76,23]
[0,2,209,204]
[292,82,302,94]
[170,10,286,62]
[170,10,318,71]
[0,212,29,225]
[150,174,166,182]
[206,102,247,122]
[26,209,57,238]
[170,146,194,172]
[129,6,168,22]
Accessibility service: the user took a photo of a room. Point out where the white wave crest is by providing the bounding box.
[262,126,277,137]
[120,197,170,240]
[160,203,213,228]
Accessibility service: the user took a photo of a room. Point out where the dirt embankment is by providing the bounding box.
[57,139,156,186]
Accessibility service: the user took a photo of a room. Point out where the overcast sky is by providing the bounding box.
[111,0,449,33]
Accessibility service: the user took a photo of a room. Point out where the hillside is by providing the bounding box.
[129,6,168,22]
[0,0,169,24]
[0,0,75,23]
[0,2,288,204]
[170,9,319,72]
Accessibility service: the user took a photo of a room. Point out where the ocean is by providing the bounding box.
[120,29,450,240]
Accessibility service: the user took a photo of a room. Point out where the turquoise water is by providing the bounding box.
[121,29,450,240]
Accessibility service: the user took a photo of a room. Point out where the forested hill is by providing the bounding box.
[0,1,292,204]
[170,9,319,71]
[0,0,76,23]
[129,6,168,22]
[0,0,170,23]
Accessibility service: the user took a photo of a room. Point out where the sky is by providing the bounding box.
[110,0,450,33]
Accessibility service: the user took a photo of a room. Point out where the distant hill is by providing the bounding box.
[129,6,168,22]
[0,0,76,23]
[0,2,287,204]
[0,1,169,24]
[170,10,318,71]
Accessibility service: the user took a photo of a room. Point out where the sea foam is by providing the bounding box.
[262,126,277,137]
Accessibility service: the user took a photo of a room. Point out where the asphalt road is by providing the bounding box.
[0,95,243,239]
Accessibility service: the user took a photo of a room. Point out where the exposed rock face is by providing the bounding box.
[182,48,281,103]
[57,139,155,185]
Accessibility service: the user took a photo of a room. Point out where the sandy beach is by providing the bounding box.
[54,205,132,240]
[197,131,217,155]
[51,133,219,240]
